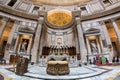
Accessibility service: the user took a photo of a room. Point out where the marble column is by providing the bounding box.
[74,28,80,54]
[111,19,120,56]
[100,21,113,62]
[39,27,45,56]
[4,21,18,59]
[31,23,42,63]
[76,18,87,63]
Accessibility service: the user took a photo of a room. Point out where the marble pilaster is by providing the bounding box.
[86,37,91,55]
[14,34,20,52]
[96,37,101,54]
[99,36,104,52]
[27,35,33,54]
[31,23,42,63]
[76,19,87,63]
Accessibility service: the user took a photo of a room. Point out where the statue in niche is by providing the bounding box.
[90,40,98,53]
[20,39,29,52]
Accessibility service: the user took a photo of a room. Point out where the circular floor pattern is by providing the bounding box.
[23,65,111,79]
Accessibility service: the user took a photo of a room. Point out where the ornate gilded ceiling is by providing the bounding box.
[30,0,90,6]
[47,9,72,27]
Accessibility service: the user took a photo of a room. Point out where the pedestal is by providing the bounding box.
[47,61,69,75]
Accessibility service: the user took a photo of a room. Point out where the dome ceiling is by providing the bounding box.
[30,0,90,6]
[47,9,72,27]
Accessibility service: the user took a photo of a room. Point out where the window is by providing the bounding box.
[80,7,88,15]
[8,0,17,7]
[32,6,39,15]
[103,0,111,7]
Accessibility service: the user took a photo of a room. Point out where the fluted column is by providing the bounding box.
[31,23,42,63]
[4,21,18,59]
[76,18,87,63]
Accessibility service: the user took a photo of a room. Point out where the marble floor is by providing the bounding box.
[0,64,120,80]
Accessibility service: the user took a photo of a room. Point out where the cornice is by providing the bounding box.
[0,4,120,22]
[81,5,120,21]
[0,4,38,20]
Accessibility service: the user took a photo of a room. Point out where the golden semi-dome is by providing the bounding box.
[47,9,72,27]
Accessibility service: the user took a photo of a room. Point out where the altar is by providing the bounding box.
[46,61,69,75]
[48,54,68,61]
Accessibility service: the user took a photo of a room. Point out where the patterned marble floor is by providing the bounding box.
[0,64,120,80]
[25,64,110,79]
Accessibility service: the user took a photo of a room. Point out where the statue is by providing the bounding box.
[21,40,27,52]
[90,41,98,53]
